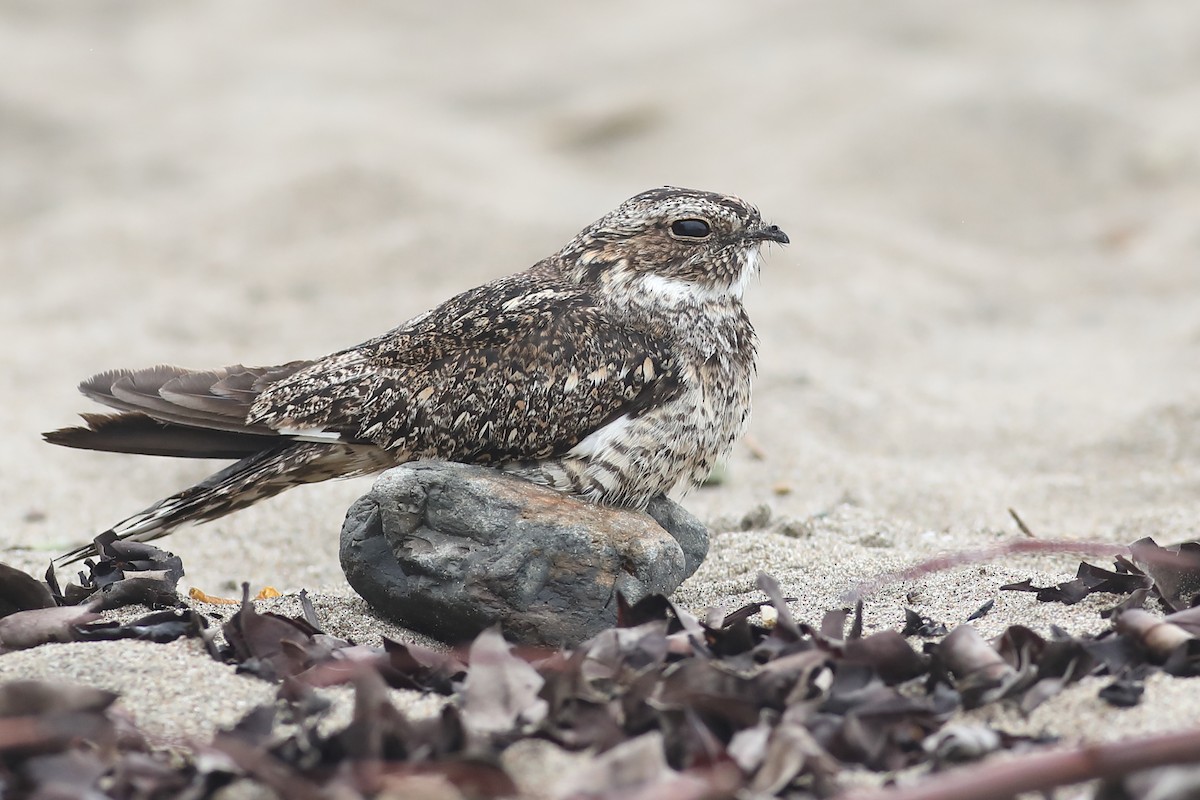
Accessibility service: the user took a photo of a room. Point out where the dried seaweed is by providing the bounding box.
[73,608,209,644]
[902,608,949,638]
[1000,537,1200,612]
[0,563,56,618]
[1000,562,1149,604]
[222,583,351,682]
[379,636,468,694]
[54,534,185,609]
[1129,537,1200,611]
[0,549,209,652]
[0,603,103,651]
[4,538,1200,798]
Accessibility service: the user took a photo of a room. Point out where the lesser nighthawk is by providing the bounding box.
[47,186,788,561]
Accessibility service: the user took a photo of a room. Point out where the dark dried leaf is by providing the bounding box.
[820,607,850,641]
[583,621,672,686]
[542,694,627,751]
[0,680,118,775]
[104,537,182,566]
[43,562,65,605]
[225,705,277,746]
[57,535,185,610]
[0,563,55,618]
[1001,561,1150,605]
[1083,632,1145,674]
[555,731,675,798]
[657,659,766,731]
[106,750,192,798]
[0,680,117,718]
[0,604,101,651]
[1076,561,1152,596]
[459,626,547,734]
[660,707,726,771]
[966,599,995,621]
[844,631,926,685]
[1161,639,1200,677]
[718,600,778,628]
[73,608,207,644]
[1115,609,1193,665]
[752,648,831,707]
[1099,668,1148,708]
[923,724,1002,764]
[210,734,326,800]
[824,687,948,771]
[813,673,876,734]
[934,626,1019,709]
[336,666,409,762]
[220,587,354,685]
[1163,604,1200,636]
[748,705,840,796]
[902,608,949,638]
[223,584,320,681]
[994,625,1046,671]
[93,575,183,610]
[21,749,109,795]
[617,668,664,739]
[618,591,675,628]
[1131,537,1200,611]
[1102,587,1151,619]
[849,600,865,641]
[297,588,322,628]
[381,637,469,694]
[756,572,803,642]
[704,614,759,657]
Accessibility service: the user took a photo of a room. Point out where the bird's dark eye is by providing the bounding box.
[669,218,712,239]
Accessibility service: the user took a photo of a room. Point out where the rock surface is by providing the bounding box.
[339,462,708,646]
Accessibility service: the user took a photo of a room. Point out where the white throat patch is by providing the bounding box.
[637,247,760,302]
[732,248,760,300]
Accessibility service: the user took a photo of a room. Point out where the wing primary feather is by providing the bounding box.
[72,363,311,437]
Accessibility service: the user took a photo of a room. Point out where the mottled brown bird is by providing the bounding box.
[46,187,788,562]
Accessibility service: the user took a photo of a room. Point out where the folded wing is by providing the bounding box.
[249,274,683,464]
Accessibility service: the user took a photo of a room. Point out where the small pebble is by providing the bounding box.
[739,503,773,530]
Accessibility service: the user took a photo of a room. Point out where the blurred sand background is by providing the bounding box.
[2,0,1199,778]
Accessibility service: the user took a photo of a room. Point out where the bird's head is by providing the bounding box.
[559,186,788,302]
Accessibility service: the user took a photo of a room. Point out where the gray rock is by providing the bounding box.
[339,462,708,646]
[643,494,708,576]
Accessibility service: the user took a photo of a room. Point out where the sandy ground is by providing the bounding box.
[2,0,1199,791]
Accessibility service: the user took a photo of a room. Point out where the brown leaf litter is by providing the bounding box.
[0,535,1199,797]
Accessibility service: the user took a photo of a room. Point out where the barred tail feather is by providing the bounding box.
[56,442,392,564]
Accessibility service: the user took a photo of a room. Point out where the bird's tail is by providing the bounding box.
[57,441,391,564]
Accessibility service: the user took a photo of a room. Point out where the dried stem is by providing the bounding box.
[839,726,1200,800]
[1007,508,1036,538]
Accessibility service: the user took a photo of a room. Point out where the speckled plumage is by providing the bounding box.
[46,187,788,561]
